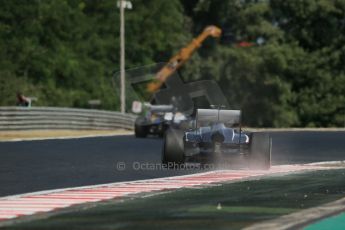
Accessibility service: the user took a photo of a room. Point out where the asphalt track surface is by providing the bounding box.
[0,131,344,197]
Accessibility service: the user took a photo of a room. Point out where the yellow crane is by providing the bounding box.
[147,25,222,93]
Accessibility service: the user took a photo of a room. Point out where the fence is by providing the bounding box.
[0,107,136,131]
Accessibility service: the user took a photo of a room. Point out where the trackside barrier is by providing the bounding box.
[0,107,136,130]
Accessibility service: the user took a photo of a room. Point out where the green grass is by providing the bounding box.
[3,169,345,230]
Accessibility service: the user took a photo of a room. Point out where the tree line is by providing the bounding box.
[0,0,344,127]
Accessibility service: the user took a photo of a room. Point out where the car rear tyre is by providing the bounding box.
[162,129,185,168]
[249,132,271,170]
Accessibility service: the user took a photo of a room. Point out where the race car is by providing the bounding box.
[162,108,272,169]
[134,104,188,138]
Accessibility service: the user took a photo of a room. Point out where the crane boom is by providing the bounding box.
[147,25,221,93]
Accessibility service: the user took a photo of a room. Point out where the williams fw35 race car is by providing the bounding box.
[162,108,272,170]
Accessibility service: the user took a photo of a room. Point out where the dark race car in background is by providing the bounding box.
[134,104,189,138]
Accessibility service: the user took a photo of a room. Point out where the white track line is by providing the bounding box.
[0,132,133,142]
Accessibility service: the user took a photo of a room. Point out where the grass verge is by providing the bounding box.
[3,169,345,230]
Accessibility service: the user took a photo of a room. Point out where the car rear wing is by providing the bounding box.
[148,104,174,113]
[196,109,241,127]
